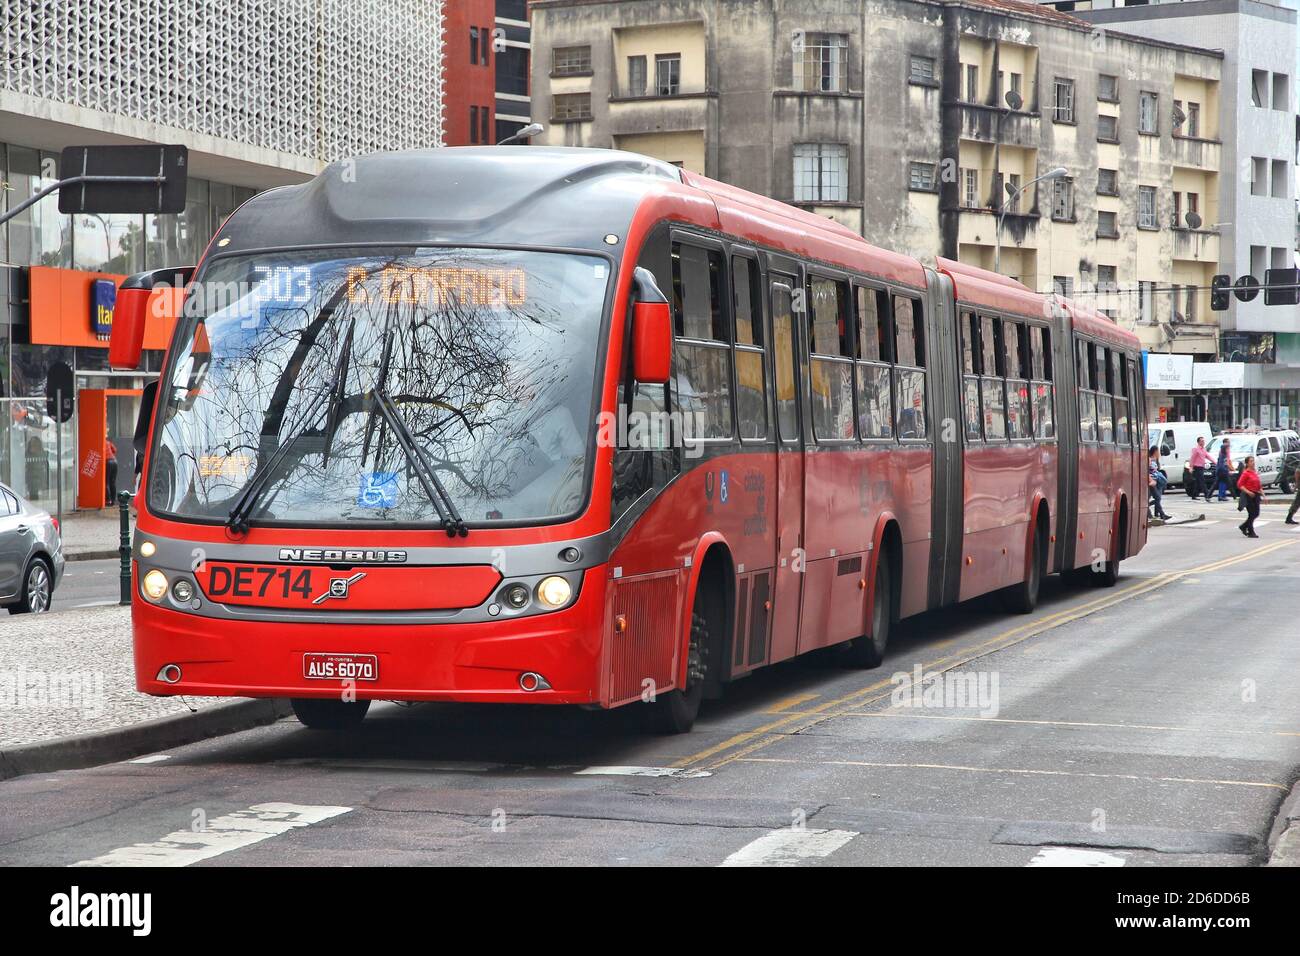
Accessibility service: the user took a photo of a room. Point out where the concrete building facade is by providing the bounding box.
[1051,0,1300,429]
[530,0,1225,368]
[0,0,446,513]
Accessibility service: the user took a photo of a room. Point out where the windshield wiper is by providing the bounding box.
[371,387,469,538]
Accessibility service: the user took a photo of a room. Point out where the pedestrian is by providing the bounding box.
[1287,462,1300,526]
[1215,439,1233,502]
[1237,455,1264,538]
[105,431,118,504]
[1149,445,1171,520]
[1187,435,1212,501]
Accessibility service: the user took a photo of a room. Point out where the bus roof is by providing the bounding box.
[209,147,686,260]
[936,258,1047,320]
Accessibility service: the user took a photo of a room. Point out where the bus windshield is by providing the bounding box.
[148,246,610,527]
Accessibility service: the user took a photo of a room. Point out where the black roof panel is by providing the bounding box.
[209,147,684,259]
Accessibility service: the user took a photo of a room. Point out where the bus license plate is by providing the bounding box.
[303,653,378,682]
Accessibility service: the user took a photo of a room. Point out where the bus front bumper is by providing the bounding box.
[131,566,608,705]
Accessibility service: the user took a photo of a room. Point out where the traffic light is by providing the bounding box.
[1265,268,1300,306]
[1210,273,1231,311]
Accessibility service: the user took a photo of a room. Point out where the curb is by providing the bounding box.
[1149,514,1205,527]
[1268,777,1300,866]
[66,549,122,562]
[0,698,293,782]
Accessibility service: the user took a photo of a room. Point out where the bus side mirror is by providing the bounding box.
[110,266,193,370]
[631,267,672,384]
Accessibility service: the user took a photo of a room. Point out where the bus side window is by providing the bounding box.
[962,311,982,441]
[981,315,1007,441]
[808,276,855,442]
[732,255,768,442]
[1032,325,1055,439]
[1077,338,1097,443]
[1004,319,1031,440]
[772,283,799,442]
[1096,346,1114,444]
[856,285,893,440]
[893,294,926,440]
[1115,352,1131,446]
[671,241,733,442]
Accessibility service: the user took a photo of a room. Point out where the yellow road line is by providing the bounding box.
[735,756,1287,791]
[841,711,1300,738]
[673,539,1296,771]
[764,692,821,713]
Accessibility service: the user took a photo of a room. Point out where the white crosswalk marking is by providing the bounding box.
[1027,846,1125,867]
[576,765,712,778]
[72,803,352,867]
[720,828,857,866]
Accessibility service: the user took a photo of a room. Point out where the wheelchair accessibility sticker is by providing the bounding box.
[357,471,399,508]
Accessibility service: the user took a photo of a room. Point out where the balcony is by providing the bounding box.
[607,88,715,138]
[948,101,1041,150]
[1171,135,1221,172]
[1172,227,1220,262]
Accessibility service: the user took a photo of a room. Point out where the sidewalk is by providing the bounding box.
[0,606,221,747]
[58,508,133,561]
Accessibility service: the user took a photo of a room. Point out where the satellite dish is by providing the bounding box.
[1185,210,1203,230]
[1004,89,1023,111]
[1172,105,1187,126]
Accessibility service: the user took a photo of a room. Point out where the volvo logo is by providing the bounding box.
[312,572,366,605]
[279,548,407,564]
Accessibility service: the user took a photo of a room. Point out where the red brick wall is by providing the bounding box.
[443,0,499,145]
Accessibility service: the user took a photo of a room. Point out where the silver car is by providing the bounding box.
[0,482,65,614]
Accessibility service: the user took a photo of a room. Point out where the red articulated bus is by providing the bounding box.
[110,148,1146,732]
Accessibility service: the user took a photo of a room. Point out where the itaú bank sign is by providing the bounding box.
[25,266,179,350]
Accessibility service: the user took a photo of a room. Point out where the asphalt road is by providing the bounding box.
[3,518,1299,867]
[49,557,125,612]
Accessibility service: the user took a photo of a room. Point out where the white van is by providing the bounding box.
[1147,422,1213,486]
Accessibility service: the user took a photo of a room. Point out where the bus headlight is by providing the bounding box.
[536,576,572,609]
[142,569,169,601]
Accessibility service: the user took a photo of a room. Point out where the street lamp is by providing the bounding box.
[497,122,544,146]
[995,166,1068,275]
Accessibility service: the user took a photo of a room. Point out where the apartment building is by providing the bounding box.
[531,0,1224,368]
[443,0,535,146]
[1049,0,1300,429]
[0,0,447,511]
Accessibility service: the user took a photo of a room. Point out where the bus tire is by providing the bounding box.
[1091,554,1120,588]
[1003,523,1046,614]
[844,557,891,668]
[648,611,708,734]
[290,697,371,730]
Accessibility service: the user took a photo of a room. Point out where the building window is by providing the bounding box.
[965,63,980,103]
[961,167,979,208]
[1185,101,1200,137]
[1052,177,1074,221]
[909,54,936,84]
[1138,280,1156,324]
[793,143,849,202]
[553,92,592,121]
[1053,77,1075,123]
[1137,185,1157,228]
[627,55,647,96]
[480,105,490,144]
[1004,172,1022,213]
[1274,73,1290,110]
[1252,69,1269,107]
[1251,244,1266,280]
[1273,159,1289,198]
[1053,275,1074,298]
[1097,114,1118,143]
[1138,91,1158,134]
[908,161,937,191]
[1252,156,1268,196]
[1098,73,1119,103]
[1097,264,1117,290]
[1097,210,1119,239]
[655,54,681,95]
[469,105,479,143]
[470,26,480,66]
[1097,168,1118,196]
[553,45,592,76]
[796,32,848,93]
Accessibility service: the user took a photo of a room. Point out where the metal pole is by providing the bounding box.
[55,388,63,528]
[118,489,133,605]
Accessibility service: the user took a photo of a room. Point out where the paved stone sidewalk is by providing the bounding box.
[0,605,222,747]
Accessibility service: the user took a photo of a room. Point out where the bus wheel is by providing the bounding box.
[290,698,371,730]
[1091,553,1121,588]
[1002,524,1046,614]
[844,558,891,668]
[649,611,708,734]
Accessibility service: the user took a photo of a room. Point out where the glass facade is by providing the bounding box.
[0,139,257,509]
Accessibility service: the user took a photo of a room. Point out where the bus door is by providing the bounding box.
[767,271,804,664]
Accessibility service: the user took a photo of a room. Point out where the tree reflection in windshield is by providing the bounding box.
[150,247,609,525]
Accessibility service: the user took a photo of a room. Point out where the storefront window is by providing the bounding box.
[5,146,73,268]
[73,211,145,274]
